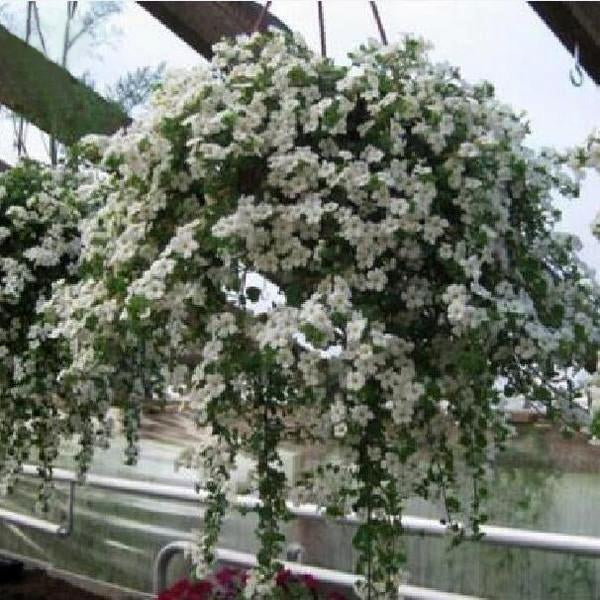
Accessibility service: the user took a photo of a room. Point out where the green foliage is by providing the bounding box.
[106,63,166,114]
[590,411,600,439]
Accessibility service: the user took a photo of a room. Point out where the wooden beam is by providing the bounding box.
[138,1,289,59]
[0,25,129,145]
[529,1,600,85]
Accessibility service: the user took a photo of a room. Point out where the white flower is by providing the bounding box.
[362,145,384,163]
[350,404,373,427]
[347,317,367,344]
[167,221,200,258]
[346,370,365,391]
[207,313,238,338]
[330,398,346,424]
[334,422,348,438]
[202,339,223,363]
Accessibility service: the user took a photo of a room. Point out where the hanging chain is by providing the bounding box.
[369,1,388,45]
[252,1,386,58]
[252,0,272,33]
[317,1,327,58]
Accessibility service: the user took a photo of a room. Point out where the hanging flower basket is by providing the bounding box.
[2,26,600,597]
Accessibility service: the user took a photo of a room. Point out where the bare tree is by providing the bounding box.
[3,1,122,165]
[13,1,48,159]
[0,3,12,28]
[1,1,165,167]
[50,1,122,165]
[106,63,165,114]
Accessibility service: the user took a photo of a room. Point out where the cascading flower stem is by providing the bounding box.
[253,362,289,581]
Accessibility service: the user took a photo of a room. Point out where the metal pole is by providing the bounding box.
[153,540,190,593]
[0,478,74,537]
[58,481,76,537]
[0,508,65,536]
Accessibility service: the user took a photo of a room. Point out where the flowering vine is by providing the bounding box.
[2,31,600,598]
[0,160,89,506]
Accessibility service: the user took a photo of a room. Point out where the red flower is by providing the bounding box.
[275,569,294,587]
[299,573,319,591]
[158,579,191,600]
[215,566,242,588]
[188,580,213,600]
[158,570,347,600]
[158,578,212,600]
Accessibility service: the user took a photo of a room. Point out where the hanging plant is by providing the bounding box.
[14,30,600,597]
[0,159,90,506]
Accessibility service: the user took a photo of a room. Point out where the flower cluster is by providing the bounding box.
[158,568,347,600]
[0,160,91,504]
[3,31,600,597]
[573,131,600,241]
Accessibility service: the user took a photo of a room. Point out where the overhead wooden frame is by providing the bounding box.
[4,0,596,171]
[529,1,600,85]
[0,24,129,147]
[137,1,289,59]
[0,1,287,168]
[143,2,600,83]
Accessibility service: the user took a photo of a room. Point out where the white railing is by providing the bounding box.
[0,479,74,537]
[19,464,600,558]
[9,464,600,599]
[153,541,484,600]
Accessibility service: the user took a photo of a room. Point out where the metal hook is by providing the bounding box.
[569,43,584,87]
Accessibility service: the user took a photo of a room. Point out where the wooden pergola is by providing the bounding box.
[0,2,286,167]
[139,1,289,58]
[0,23,128,146]
[0,1,597,168]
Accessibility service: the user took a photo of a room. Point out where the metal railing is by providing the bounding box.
[153,541,484,600]
[19,464,600,558]
[0,479,74,537]
[10,464,600,598]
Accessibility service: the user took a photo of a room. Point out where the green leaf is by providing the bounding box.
[245,286,261,302]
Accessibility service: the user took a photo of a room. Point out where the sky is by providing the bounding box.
[0,0,599,272]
